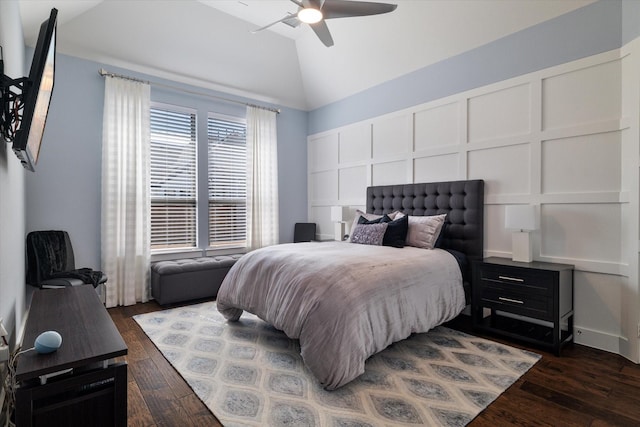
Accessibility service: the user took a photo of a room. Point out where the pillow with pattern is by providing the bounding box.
[350,223,388,246]
[358,213,408,248]
[347,210,402,242]
[347,210,383,242]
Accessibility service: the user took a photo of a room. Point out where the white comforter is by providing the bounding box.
[216,241,465,390]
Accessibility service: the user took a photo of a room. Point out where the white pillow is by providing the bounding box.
[404,214,447,249]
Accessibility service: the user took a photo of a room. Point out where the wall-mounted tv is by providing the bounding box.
[11,8,57,172]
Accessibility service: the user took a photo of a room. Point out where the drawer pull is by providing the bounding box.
[499,297,524,304]
[498,275,524,283]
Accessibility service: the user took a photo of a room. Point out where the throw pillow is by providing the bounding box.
[359,214,409,248]
[347,209,384,242]
[406,214,447,249]
[350,223,388,246]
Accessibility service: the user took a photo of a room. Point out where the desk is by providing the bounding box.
[15,285,127,427]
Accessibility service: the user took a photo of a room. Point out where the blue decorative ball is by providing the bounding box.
[34,330,62,354]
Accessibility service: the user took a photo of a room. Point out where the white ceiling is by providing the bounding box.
[19,0,595,111]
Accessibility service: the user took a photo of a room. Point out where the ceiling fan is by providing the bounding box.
[253,0,398,47]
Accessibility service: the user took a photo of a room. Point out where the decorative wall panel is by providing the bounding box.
[573,271,623,343]
[309,134,338,172]
[372,160,409,186]
[372,114,411,159]
[414,102,460,151]
[485,205,510,254]
[339,166,367,202]
[414,154,459,183]
[339,125,371,164]
[467,83,531,142]
[309,170,337,203]
[541,203,621,262]
[542,60,621,131]
[542,131,621,194]
[467,144,531,197]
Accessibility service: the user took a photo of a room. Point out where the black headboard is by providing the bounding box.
[366,179,485,267]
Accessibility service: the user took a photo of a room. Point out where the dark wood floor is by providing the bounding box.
[109,301,640,426]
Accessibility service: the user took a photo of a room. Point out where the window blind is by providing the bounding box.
[208,114,247,248]
[150,107,197,250]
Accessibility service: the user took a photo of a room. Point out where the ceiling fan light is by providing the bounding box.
[298,8,323,24]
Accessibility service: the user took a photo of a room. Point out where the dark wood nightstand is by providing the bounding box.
[472,257,574,356]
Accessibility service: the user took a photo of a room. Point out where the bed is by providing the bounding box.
[216,179,484,390]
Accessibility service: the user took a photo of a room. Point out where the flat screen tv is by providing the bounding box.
[12,8,57,172]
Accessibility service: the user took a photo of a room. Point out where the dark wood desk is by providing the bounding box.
[15,285,127,427]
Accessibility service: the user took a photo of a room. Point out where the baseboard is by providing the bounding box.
[574,326,621,355]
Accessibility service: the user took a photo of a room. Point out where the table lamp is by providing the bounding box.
[505,205,537,262]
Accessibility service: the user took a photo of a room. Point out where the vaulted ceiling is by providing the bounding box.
[19,0,595,111]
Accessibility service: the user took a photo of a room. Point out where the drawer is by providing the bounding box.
[479,281,553,319]
[479,266,554,298]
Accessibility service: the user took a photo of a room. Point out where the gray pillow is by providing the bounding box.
[401,213,447,249]
[350,223,388,246]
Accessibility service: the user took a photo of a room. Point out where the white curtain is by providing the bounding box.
[246,106,279,250]
[101,76,151,307]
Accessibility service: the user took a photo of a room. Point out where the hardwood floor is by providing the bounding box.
[109,301,640,426]
[109,301,222,427]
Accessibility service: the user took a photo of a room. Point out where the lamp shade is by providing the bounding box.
[331,206,345,222]
[505,205,537,231]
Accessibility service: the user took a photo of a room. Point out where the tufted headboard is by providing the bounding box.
[366,180,484,287]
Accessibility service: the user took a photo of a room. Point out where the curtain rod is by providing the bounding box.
[98,68,281,114]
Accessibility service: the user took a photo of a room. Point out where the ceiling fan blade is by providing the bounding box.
[251,14,297,33]
[301,0,322,7]
[289,0,304,7]
[282,15,302,28]
[309,19,334,47]
[322,0,397,20]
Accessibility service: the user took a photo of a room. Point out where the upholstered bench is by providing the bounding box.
[151,254,242,305]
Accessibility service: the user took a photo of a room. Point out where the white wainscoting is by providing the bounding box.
[308,43,640,362]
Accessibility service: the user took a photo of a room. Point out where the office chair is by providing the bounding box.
[26,230,107,289]
[293,223,316,243]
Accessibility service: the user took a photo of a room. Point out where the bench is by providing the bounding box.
[150,254,243,305]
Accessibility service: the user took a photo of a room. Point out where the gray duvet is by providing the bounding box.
[216,241,465,390]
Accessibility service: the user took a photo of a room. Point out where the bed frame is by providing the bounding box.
[366,179,485,298]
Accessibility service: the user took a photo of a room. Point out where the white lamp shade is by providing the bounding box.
[331,206,345,222]
[505,205,537,231]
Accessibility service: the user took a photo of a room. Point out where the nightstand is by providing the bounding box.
[472,257,574,356]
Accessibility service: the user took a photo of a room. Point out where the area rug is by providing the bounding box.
[133,301,540,427]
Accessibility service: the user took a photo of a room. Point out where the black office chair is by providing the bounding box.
[26,230,107,289]
[294,223,316,243]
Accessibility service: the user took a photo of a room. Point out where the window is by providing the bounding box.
[149,106,197,250]
[208,114,247,248]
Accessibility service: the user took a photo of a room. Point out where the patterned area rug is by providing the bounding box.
[134,301,540,427]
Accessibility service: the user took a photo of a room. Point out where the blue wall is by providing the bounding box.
[308,0,629,134]
[623,0,640,45]
[26,54,308,269]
